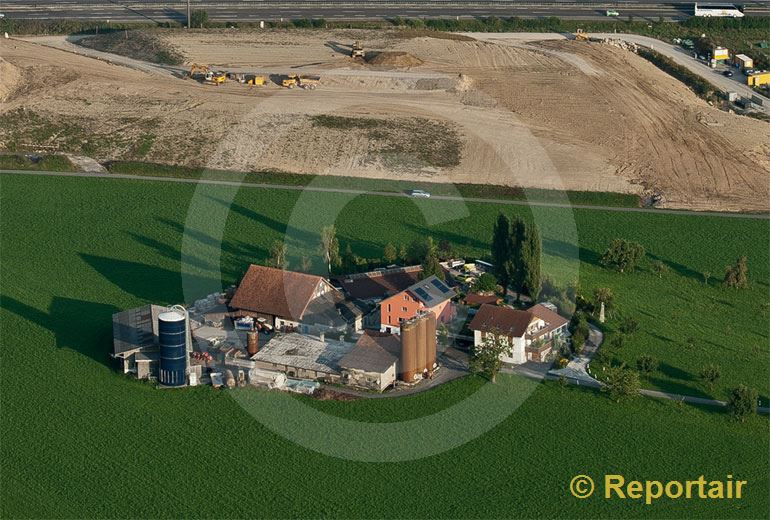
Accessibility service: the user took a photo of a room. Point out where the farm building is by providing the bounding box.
[332,265,423,303]
[338,333,402,391]
[250,332,354,382]
[229,265,352,333]
[111,304,170,377]
[379,275,455,334]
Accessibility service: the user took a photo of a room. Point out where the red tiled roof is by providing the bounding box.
[464,293,500,306]
[333,266,422,300]
[230,265,326,321]
[468,304,534,338]
[528,303,569,335]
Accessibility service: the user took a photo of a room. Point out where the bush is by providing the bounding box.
[190,9,209,28]
[727,385,758,422]
[602,365,641,402]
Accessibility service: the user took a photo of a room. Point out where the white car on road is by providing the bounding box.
[408,189,431,198]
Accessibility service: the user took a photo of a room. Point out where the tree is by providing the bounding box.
[601,365,641,402]
[383,243,397,264]
[268,241,287,269]
[619,316,639,335]
[702,271,712,285]
[522,221,542,301]
[699,364,721,391]
[652,261,669,278]
[636,355,658,376]
[190,9,209,28]
[300,255,312,272]
[593,287,614,318]
[473,272,498,293]
[342,243,357,273]
[407,237,434,265]
[320,226,340,273]
[600,239,646,273]
[510,218,527,300]
[727,385,758,422]
[421,250,446,281]
[571,331,586,355]
[723,256,748,289]
[397,243,408,264]
[491,214,513,295]
[469,329,508,383]
[438,239,453,260]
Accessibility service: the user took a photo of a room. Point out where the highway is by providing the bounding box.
[1,1,769,23]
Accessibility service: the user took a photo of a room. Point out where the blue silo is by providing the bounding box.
[158,309,187,386]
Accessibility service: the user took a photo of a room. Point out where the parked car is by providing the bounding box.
[723,70,734,77]
[744,68,756,76]
[408,189,431,198]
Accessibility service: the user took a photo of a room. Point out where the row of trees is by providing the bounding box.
[267,227,455,278]
[491,214,542,300]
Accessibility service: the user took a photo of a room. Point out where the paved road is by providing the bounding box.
[3,169,769,219]
[3,1,770,23]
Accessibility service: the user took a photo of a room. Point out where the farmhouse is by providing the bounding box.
[469,303,568,364]
[379,275,455,334]
[332,265,423,303]
[229,265,351,333]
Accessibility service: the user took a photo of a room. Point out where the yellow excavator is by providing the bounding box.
[189,63,226,85]
[574,29,590,42]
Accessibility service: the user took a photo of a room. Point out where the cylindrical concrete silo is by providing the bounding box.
[416,315,427,375]
[425,312,437,371]
[400,319,418,382]
[158,309,187,386]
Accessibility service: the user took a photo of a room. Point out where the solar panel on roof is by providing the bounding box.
[430,278,450,292]
[414,287,431,302]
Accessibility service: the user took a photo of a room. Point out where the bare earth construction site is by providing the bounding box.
[1,29,769,212]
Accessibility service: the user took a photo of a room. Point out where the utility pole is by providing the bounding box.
[187,0,191,29]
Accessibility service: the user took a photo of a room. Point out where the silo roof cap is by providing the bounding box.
[159,310,186,322]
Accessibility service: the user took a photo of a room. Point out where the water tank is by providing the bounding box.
[158,309,187,386]
[400,319,418,382]
[416,315,427,374]
[425,312,437,371]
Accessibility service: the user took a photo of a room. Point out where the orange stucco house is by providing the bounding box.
[379,275,456,334]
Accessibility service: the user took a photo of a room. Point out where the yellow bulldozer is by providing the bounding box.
[574,29,590,42]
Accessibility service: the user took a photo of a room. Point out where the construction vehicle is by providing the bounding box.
[189,63,226,85]
[351,41,365,58]
[298,75,320,90]
[282,75,299,88]
[246,75,266,86]
[575,29,590,42]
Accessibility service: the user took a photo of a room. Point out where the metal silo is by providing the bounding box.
[158,307,187,386]
[416,314,427,375]
[425,312,437,371]
[400,319,418,382]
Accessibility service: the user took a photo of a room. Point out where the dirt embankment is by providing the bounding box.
[2,30,769,212]
[0,57,21,102]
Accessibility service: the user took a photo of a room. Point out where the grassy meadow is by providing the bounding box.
[1,173,768,518]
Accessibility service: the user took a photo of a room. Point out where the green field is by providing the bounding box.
[1,173,768,518]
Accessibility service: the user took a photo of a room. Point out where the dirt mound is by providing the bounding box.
[366,51,423,68]
[0,57,21,102]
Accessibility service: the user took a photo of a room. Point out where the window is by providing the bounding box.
[402,306,408,312]
[387,304,391,312]
[403,294,408,301]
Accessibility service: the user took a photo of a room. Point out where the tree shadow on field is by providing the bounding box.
[542,238,599,267]
[646,252,702,283]
[659,362,695,381]
[79,253,218,305]
[1,295,120,367]
[646,376,710,400]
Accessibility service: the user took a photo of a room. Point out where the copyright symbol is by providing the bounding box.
[570,475,595,499]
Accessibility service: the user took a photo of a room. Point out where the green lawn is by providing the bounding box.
[1,173,768,518]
